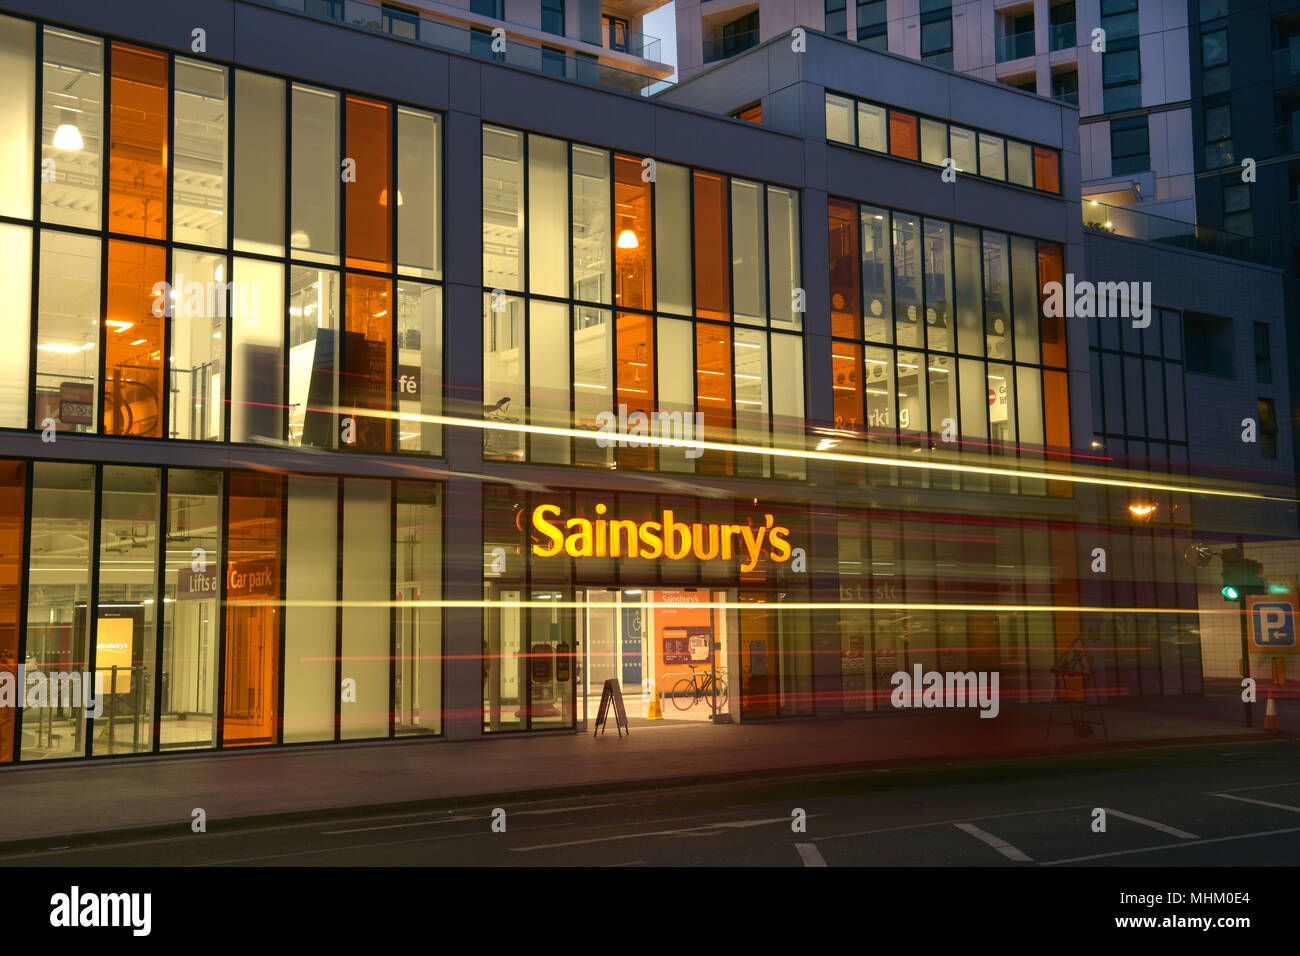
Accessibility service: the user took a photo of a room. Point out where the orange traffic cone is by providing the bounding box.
[1264,693,1279,732]
[646,692,663,721]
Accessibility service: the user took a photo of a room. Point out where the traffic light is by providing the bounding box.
[1220,547,1267,601]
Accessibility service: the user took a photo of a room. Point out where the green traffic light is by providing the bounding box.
[1222,585,1240,600]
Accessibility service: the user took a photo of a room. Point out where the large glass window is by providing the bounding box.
[291,84,340,265]
[396,107,441,279]
[656,163,692,316]
[108,43,167,239]
[230,257,284,444]
[344,96,392,272]
[288,265,341,449]
[571,144,609,303]
[614,154,652,311]
[22,462,96,762]
[731,179,765,325]
[397,280,443,454]
[0,462,22,763]
[395,482,442,736]
[0,225,31,427]
[103,240,165,438]
[233,71,284,256]
[41,27,103,230]
[160,469,222,751]
[173,58,228,248]
[0,16,35,220]
[694,171,730,322]
[91,466,160,756]
[767,186,801,331]
[36,231,100,434]
[529,135,568,299]
[221,471,282,747]
[169,249,227,441]
[341,478,391,740]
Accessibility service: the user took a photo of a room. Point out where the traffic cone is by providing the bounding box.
[1264,693,1279,732]
[646,692,663,721]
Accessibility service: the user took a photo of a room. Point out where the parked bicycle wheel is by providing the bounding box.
[708,677,728,711]
[671,677,697,711]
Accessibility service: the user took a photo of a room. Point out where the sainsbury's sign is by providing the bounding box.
[531,504,792,573]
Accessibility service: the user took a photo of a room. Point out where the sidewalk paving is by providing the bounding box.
[0,693,1287,847]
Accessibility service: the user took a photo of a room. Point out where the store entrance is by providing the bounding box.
[577,589,731,726]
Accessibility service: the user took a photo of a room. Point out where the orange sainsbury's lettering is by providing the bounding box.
[530,504,794,569]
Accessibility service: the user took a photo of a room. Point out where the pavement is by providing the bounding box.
[0,691,1289,848]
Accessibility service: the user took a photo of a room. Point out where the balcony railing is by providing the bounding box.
[1049,21,1075,51]
[703,28,760,64]
[1083,199,1262,264]
[996,30,1035,62]
[605,23,662,62]
[246,0,672,96]
[1052,88,1078,107]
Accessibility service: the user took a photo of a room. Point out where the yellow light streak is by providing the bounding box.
[228,598,1240,615]
[328,407,1287,503]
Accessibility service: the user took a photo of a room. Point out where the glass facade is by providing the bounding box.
[0,23,444,454]
[0,459,443,762]
[5,9,1213,758]
[482,124,806,479]
[825,91,1062,194]
[828,197,1070,495]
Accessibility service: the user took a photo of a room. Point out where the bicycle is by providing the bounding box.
[670,664,728,712]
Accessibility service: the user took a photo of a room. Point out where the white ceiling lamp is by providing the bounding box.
[53,109,83,151]
[379,188,404,206]
[616,228,638,249]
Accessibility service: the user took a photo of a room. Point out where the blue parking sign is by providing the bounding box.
[1252,602,1295,649]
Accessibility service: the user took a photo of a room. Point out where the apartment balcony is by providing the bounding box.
[248,0,673,96]
[1049,21,1075,52]
[604,22,661,62]
[1052,88,1078,107]
[1083,199,1261,264]
[703,28,760,64]
[996,30,1035,63]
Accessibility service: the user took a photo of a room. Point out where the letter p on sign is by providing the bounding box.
[1253,603,1295,649]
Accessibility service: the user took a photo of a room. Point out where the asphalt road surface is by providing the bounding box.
[3,740,1298,867]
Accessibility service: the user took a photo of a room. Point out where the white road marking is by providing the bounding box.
[953,822,1033,862]
[1213,792,1300,813]
[322,814,479,835]
[815,805,1090,842]
[510,816,794,852]
[1211,780,1300,794]
[1102,808,1198,839]
[795,843,827,867]
[1043,825,1300,865]
[510,804,622,816]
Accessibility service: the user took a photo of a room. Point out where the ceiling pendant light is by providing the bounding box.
[616,228,638,249]
[53,108,83,151]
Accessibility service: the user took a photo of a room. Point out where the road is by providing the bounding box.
[2,740,1298,866]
